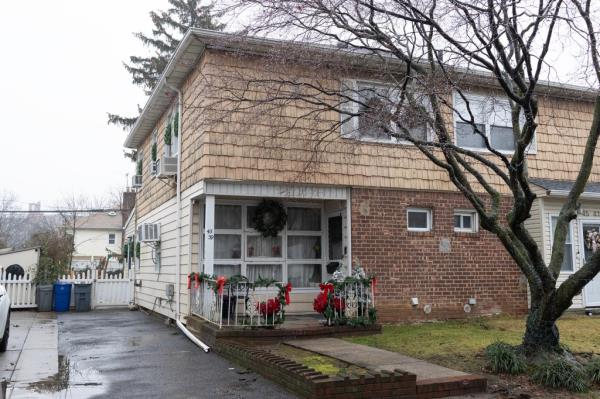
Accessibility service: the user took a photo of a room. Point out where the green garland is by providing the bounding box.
[151,143,157,162]
[252,199,287,237]
[164,124,172,146]
[135,242,141,259]
[173,112,179,137]
[187,272,290,325]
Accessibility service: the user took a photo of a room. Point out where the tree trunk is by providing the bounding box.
[522,296,560,354]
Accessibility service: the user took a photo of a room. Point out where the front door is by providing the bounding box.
[326,210,347,278]
[580,221,600,307]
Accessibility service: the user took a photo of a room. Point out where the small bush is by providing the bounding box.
[585,358,600,385]
[484,342,527,375]
[531,356,588,393]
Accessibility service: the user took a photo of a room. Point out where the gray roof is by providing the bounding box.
[124,28,599,150]
[75,212,123,230]
[531,178,600,195]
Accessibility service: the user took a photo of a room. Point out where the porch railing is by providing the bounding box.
[190,278,285,328]
[324,280,376,326]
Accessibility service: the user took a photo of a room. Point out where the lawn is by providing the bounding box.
[345,313,600,374]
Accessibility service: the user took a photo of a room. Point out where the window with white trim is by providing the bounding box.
[550,216,574,272]
[454,92,533,153]
[108,233,116,245]
[341,80,430,144]
[286,207,323,288]
[454,211,478,233]
[407,208,432,232]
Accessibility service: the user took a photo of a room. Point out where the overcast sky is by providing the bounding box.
[0,0,166,209]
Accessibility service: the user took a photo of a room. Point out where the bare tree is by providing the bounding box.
[0,191,18,248]
[207,0,600,354]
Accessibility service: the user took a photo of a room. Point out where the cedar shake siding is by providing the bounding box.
[134,48,597,219]
[351,188,529,321]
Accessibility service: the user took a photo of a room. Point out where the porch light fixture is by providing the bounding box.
[468,298,477,305]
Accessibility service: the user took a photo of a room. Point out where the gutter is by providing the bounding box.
[545,190,600,200]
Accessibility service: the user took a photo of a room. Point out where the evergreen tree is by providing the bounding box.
[108,0,224,130]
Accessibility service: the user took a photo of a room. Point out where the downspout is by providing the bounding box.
[165,79,183,321]
[165,79,210,352]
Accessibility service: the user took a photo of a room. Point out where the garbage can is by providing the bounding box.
[73,283,92,312]
[36,285,53,312]
[53,282,72,312]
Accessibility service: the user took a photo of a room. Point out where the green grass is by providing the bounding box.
[270,344,369,377]
[345,314,600,374]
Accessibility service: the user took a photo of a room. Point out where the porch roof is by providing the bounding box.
[531,178,600,199]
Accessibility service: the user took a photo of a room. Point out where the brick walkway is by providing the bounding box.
[286,338,488,398]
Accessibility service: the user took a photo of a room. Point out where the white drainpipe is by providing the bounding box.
[165,79,211,352]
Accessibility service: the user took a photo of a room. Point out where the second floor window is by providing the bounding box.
[108,233,116,245]
[342,80,429,144]
[454,92,524,153]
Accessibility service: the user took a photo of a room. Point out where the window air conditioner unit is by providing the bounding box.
[137,223,160,242]
[149,161,157,176]
[157,156,178,177]
[131,175,142,189]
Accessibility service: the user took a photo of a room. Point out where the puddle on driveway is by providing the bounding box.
[24,355,106,398]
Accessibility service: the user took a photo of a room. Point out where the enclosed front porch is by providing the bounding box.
[186,183,376,331]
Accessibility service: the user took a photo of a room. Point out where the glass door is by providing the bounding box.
[581,221,600,306]
[326,211,344,278]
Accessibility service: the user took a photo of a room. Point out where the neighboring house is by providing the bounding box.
[0,247,40,277]
[122,29,600,323]
[71,212,123,271]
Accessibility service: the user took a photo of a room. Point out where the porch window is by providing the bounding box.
[214,235,241,259]
[550,216,574,272]
[288,264,322,288]
[247,263,282,281]
[213,204,242,262]
[247,235,282,258]
[407,208,432,232]
[214,264,241,278]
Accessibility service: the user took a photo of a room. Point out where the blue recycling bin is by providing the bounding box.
[53,282,72,312]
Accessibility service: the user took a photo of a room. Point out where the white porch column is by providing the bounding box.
[346,188,352,274]
[203,195,215,275]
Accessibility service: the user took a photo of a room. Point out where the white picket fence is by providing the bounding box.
[0,269,133,310]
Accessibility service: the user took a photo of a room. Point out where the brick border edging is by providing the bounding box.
[215,340,418,399]
[416,376,487,399]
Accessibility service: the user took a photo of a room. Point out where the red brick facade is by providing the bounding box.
[351,188,529,322]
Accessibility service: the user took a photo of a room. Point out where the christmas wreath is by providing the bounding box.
[252,199,287,237]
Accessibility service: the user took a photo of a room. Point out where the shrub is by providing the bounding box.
[484,342,527,375]
[585,358,600,385]
[531,356,588,393]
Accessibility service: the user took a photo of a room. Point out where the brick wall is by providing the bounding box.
[351,188,529,322]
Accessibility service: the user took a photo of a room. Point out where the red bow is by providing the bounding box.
[216,276,226,295]
[284,282,292,305]
[187,275,191,290]
[194,273,200,289]
[371,277,377,296]
[319,282,334,297]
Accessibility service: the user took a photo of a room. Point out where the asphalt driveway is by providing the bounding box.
[1,309,294,398]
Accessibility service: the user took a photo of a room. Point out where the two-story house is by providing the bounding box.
[71,212,123,271]
[123,29,600,324]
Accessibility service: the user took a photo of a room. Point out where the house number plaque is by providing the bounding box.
[578,209,600,217]
[206,228,214,240]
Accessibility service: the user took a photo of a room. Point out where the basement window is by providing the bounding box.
[407,208,432,232]
[454,211,478,233]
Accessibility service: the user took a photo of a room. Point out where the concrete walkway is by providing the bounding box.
[0,311,59,398]
[287,337,469,380]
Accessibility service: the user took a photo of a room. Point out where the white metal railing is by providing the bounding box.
[319,281,376,326]
[191,278,285,328]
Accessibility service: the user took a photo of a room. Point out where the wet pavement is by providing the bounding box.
[1,309,295,398]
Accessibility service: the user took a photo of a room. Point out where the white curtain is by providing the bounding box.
[287,236,321,259]
[214,264,241,278]
[287,208,321,231]
[288,264,321,287]
[247,235,282,258]
[247,264,282,282]
[215,205,241,229]
[214,234,241,259]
